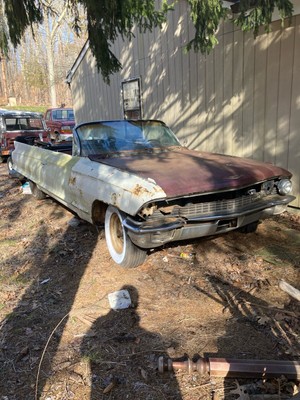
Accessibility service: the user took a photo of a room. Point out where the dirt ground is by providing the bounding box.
[0,162,299,400]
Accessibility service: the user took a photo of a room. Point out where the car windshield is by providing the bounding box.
[53,109,74,120]
[75,120,181,157]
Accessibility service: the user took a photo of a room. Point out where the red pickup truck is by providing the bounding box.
[44,107,75,142]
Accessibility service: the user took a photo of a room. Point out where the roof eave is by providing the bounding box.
[66,39,90,84]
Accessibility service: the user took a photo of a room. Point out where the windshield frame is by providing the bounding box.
[73,119,182,157]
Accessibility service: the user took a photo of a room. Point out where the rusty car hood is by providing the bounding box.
[89,148,291,198]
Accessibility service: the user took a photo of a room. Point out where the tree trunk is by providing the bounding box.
[0,54,8,103]
[46,37,57,107]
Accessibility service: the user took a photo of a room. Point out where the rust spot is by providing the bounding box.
[111,193,118,205]
[132,184,151,196]
[69,176,76,185]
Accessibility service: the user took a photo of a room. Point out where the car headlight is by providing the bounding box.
[277,179,292,195]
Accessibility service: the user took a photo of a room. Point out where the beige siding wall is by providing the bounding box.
[70,3,300,207]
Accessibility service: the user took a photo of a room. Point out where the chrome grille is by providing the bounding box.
[175,194,261,219]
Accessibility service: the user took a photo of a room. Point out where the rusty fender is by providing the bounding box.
[158,356,300,380]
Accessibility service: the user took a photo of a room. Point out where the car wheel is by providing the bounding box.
[238,221,259,234]
[7,157,14,174]
[105,205,147,268]
[7,157,24,180]
[29,181,46,200]
[0,155,5,163]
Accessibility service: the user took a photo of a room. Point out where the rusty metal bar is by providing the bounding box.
[158,356,300,380]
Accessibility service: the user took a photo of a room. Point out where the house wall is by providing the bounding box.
[70,2,300,208]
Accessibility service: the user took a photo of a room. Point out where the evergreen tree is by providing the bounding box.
[0,0,294,82]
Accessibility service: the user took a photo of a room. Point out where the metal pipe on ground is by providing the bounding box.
[158,356,300,380]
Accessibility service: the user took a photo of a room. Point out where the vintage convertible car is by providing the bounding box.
[12,119,295,268]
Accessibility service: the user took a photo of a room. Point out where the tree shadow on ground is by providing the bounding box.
[80,284,182,399]
[0,215,98,400]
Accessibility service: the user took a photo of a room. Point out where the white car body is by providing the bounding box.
[12,140,166,221]
[11,119,294,268]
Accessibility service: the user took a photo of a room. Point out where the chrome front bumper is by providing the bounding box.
[125,195,295,249]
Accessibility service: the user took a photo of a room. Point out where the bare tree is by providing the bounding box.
[1,0,86,107]
[42,1,70,106]
[0,0,8,103]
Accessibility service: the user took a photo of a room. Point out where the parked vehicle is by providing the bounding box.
[11,119,295,268]
[0,109,48,169]
[44,107,75,142]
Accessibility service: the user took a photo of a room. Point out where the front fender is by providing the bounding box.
[69,158,167,216]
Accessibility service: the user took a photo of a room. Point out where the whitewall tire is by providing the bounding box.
[105,205,146,268]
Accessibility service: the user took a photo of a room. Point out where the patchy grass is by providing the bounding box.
[1,105,47,113]
[0,238,20,247]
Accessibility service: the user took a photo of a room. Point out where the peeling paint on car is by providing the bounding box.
[132,184,152,197]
